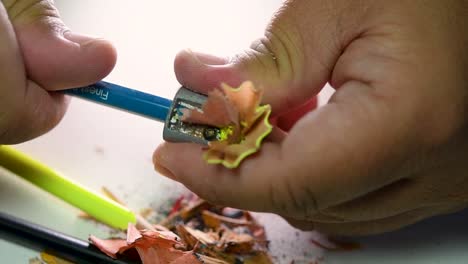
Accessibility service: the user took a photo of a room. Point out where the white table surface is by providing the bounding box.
[1,1,467,263]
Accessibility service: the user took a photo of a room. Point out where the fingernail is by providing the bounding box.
[185,49,228,66]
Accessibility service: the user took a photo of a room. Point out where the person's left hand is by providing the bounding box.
[0,0,116,144]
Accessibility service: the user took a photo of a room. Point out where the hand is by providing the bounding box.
[154,0,468,236]
[0,0,116,144]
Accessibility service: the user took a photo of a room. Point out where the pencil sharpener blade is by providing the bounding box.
[163,87,221,145]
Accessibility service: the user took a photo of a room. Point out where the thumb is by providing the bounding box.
[173,0,341,116]
[7,0,116,90]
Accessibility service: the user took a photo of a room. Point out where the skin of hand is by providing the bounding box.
[154,0,468,236]
[0,0,116,144]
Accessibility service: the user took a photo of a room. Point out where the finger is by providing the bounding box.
[173,0,343,116]
[5,0,116,90]
[0,3,67,143]
[286,204,463,236]
[307,179,436,222]
[154,142,288,212]
[288,146,468,224]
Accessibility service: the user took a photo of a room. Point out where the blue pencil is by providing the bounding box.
[64,81,218,145]
[64,81,172,123]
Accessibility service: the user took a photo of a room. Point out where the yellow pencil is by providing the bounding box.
[0,146,136,230]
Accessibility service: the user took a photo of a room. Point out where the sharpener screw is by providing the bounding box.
[203,128,218,141]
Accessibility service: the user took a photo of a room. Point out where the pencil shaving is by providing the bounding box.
[89,194,273,264]
[182,81,272,168]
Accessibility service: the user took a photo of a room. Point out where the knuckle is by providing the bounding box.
[239,22,303,85]
[5,0,60,24]
[284,217,314,231]
[197,180,228,207]
[263,26,300,81]
[268,174,319,220]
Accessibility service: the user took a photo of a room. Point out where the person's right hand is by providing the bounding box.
[154,0,468,236]
[0,0,116,144]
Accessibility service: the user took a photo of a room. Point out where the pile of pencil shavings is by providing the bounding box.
[90,195,273,264]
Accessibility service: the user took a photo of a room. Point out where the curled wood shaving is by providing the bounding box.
[89,223,199,263]
[182,81,272,168]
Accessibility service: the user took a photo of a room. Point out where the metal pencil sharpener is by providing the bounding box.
[163,87,222,145]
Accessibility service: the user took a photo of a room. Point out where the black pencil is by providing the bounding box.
[0,212,140,264]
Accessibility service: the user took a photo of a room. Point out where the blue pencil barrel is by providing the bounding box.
[64,81,172,122]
